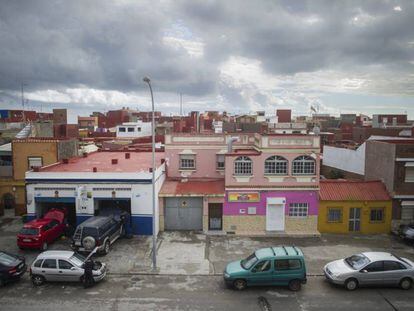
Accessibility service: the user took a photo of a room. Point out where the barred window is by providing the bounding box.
[370,208,384,222]
[288,203,308,217]
[328,208,342,222]
[264,156,288,175]
[216,154,225,170]
[234,156,252,176]
[179,154,196,170]
[292,155,315,175]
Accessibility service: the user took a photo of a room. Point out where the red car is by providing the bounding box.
[17,209,67,250]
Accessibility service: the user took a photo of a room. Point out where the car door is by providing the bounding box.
[272,259,304,285]
[49,220,61,241]
[383,261,408,285]
[247,260,272,286]
[42,223,53,243]
[359,261,385,285]
[58,260,82,282]
[41,259,58,281]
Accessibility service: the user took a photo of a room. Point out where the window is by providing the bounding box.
[292,155,315,175]
[288,203,308,217]
[50,220,60,228]
[179,154,196,170]
[58,260,74,270]
[274,259,302,270]
[34,259,43,268]
[118,127,126,132]
[384,261,406,271]
[28,157,42,169]
[405,167,414,182]
[252,260,271,273]
[370,208,384,222]
[137,127,141,132]
[365,261,384,272]
[264,156,288,175]
[127,127,134,132]
[327,208,342,222]
[234,156,252,176]
[216,154,225,170]
[42,259,57,269]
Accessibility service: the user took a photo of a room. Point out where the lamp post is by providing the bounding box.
[143,76,157,271]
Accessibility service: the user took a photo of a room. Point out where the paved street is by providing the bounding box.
[1,274,414,311]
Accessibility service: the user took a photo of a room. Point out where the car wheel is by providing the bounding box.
[233,279,247,290]
[103,240,110,255]
[32,275,45,286]
[399,278,412,290]
[42,242,48,251]
[345,278,358,291]
[288,279,302,291]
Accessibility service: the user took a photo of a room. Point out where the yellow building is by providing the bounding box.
[318,180,392,234]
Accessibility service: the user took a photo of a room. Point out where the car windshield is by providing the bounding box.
[70,253,86,267]
[241,253,259,270]
[19,227,39,235]
[81,227,98,237]
[0,252,17,265]
[345,254,370,270]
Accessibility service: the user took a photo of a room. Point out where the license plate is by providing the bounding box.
[23,239,31,242]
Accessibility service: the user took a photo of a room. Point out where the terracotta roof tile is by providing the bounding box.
[160,179,225,196]
[320,180,391,201]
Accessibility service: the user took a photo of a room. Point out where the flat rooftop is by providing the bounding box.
[40,151,165,173]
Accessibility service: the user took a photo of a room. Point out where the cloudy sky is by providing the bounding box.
[0,0,414,122]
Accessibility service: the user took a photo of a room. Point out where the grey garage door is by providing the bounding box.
[165,197,203,230]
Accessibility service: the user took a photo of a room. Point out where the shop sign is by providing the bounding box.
[228,192,260,202]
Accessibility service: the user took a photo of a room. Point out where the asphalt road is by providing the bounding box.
[1,274,413,311]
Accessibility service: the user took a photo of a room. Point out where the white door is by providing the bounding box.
[266,203,285,231]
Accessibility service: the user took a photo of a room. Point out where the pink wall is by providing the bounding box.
[224,190,319,216]
[225,152,320,187]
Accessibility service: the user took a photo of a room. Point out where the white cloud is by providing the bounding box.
[162,36,204,58]
[394,6,402,11]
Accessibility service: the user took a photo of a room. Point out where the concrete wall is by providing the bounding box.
[322,144,366,176]
[57,140,78,160]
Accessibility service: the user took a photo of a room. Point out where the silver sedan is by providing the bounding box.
[324,252,414,291]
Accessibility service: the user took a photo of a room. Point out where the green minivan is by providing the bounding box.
[223,246,307,291]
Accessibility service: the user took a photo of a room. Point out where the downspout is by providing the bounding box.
[227,136,239,153]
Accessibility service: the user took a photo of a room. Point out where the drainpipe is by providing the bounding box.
[227,137,239,153]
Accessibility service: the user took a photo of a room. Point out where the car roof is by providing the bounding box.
[78,216,110,228]
[362,252,398,262]
[256,246,303,260]
[36,251,75,260]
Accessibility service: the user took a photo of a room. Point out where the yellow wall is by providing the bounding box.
[318,200,392,234]
[0,180,26,215]
[12,141,58,180]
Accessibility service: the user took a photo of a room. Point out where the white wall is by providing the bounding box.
[116,122,152,138]
[323,143,366,175]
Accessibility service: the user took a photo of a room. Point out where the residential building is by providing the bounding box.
[318,180,392,234]
[116,121,152,138]
[372,114,408,128]
[276,109,291,123]
[78,116,98,130]
[25,151,165,235]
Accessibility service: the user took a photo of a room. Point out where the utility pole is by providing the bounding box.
[21,83,27,122]
[180,93,183,116]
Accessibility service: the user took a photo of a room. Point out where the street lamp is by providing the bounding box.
[143,76,157,271]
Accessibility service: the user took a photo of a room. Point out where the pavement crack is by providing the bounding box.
[377,290,399,311]
[258,296,272,311]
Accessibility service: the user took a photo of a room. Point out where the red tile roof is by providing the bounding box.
[40,151,165,173]
[160,179,225,196]
[320,180,391,201]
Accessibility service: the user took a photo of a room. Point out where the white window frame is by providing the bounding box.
[264,156,288,175]
[288,203,308,217]
[234,156,252,176]
[179,154,196,170]
[292,155,315,175]
[405,166,414,182]
[28,156,42,169]
[216,154,225,170]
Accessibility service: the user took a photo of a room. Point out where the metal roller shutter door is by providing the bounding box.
[165,197,203,230]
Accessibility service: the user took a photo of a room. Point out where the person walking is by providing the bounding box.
[83,259,94,288]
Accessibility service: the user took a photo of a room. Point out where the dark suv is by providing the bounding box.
[71,216,125,255]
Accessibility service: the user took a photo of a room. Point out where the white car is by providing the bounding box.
[30,250,106,286]
[324,252,414,291]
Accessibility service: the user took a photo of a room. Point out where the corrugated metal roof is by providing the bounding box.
[160,179,225,196]
[320,180,391,201]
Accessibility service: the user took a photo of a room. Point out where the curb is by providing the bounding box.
[107,272,325,277]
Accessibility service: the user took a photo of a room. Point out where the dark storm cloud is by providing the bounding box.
[0,0,413,112]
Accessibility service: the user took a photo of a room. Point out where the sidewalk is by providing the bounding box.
[1,214,413,276]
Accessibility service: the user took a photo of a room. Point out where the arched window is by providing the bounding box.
[264,156,288,175]
[292,155,315,175]
[234,156,252,175]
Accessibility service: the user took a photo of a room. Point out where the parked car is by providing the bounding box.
[30,249,106,286]
[398,224,414,242]
[17,208,68,250]
[71,216,125,255]
[223,246,307,291]
[0,251,26,287]
[324,252,414,291]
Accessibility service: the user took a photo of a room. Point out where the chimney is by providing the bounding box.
[227,137,239,153]
[63,158,69,164]
[93,167,97,172]
[125,153,130,159]
[111,159,118,165]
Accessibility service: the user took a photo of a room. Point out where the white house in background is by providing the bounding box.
[116,121,152,138]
